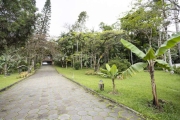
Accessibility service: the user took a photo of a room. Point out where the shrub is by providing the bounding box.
[18,61,28,66]
[101,58,131,72]
[54,61,62,67]
[17,71,29,79]
[74,61,81,70]
[17,61,28,72]
[154,64,163,70]
[174,67,180,75]
[36,63,41,69]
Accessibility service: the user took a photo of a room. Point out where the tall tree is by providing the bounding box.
[26,0,51,69]
[71,11,88,68]
[37,0,51,35]
[0,0,37,52]
[157,0,174,73]
[99,22,113,31]
[172,0,180,56]
[74,11,88,32]
[120,3,162,46]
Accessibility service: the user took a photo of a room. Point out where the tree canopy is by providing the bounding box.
[0,0,37,51]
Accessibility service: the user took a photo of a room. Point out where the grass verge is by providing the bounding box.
[0,72,34,91]
[55,66,180,120]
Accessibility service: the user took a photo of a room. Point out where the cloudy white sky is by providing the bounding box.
[36,0,133,37]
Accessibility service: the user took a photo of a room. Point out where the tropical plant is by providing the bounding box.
[101,58,131,72]
[0,47,23,76]
[174,67,180,75]
[74,61,81,70]
[120,33,180,108]
[100,64,118,93]
[1,55,16,76]
[36,63,41,69]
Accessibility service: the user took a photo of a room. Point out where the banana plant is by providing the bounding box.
[120,33,180,107]
[100,64,118,93]
[0,48,22,76]
[1,53,14,76]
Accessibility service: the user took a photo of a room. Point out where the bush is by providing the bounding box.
[74,61,81,70]
[101,58,131,72]
[154,65,163,70]
[54,61,62,66]
[36,63,41,69]
[174,67,180,75]
[17,72,29,79]
[18,60,28,66]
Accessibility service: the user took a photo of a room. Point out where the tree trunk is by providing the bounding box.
[173,0,180,56]
[76,40,79,52]
[66,61,67,69]
[166,33,174,73]
[107,51,109,63]
[93,55,97,71]
[27,57,31,73]
[72,56,74,68]
[96,54,104,72]
[96,57,101,72]
[162,2,174,73]
[90,54,93,68]
[158,29,162,47]
[4,63,7,76]
[167,49,174,74]
[130,51,133,65]
[149,61,159,107]
[112,78,115,93]
[32,59,34,70]
[178,44,180,57]
[61,62,63,68]
[80,52,83,69]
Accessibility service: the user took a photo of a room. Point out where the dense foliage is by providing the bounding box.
[0,0,37,52]
[0,0,53,75]
[74,61,81,70]
[101,58,131,72]
[174,67,180,75]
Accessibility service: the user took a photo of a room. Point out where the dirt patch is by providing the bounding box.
[99,99,104,102]
[147,99,174,112]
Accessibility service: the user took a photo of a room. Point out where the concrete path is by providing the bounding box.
[0,66,144,120]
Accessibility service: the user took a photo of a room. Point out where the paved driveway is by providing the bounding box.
[0,66,143,120]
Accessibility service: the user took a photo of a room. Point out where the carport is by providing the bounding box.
[42,55,53,65]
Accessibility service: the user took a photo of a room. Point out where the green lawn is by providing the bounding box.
[55,66,180,120]
[0,73,23,90]
[0,71,35,91]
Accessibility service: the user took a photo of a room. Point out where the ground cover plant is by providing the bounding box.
[55,66,180,120]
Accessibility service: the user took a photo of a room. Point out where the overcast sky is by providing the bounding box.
[36,0,133,37]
